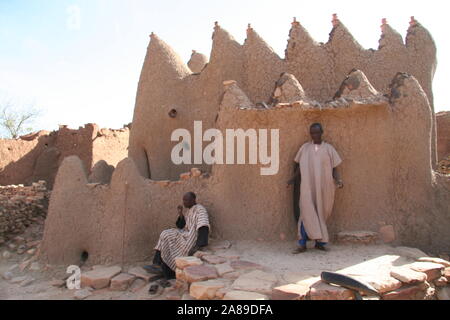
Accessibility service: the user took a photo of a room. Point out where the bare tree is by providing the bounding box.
[0,100,42,139]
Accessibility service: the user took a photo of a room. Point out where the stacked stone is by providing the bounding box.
[0,181,49,246]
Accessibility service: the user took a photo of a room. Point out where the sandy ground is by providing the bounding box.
[0,236,423,300]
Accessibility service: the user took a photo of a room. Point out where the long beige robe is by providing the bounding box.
[155,204,210,271]
[294,141,342,243]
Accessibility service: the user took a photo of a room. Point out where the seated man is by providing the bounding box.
[146,192,210,290]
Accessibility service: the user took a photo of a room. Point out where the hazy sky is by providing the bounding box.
[0,0,448,134]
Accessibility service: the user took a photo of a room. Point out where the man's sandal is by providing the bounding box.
[148,284,159,295]
[143,265,163,274]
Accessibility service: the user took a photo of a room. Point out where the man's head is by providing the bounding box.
[183,192,197,208]
[310,123,324,144]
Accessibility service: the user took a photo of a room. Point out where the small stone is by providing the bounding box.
[29,262,40,271]
[81,266,122,289]
[390,267,427,284]
[437,287,450,300]
[2,251,11,259]
[26,248,36,255]
[378,225,395,243]
[409,262,444,281]
[2,271,14,281]
[230,260,264,271]
[190,280,226,300]
[13,236,25,244]
[8,264,19,272]
[434,277,447,287]
[19,260,31,272]
[272,284,310,300]
[50,279,66,288]
[395,247,429,260]
[223,290,269,300]
[223,80,237,86]
[309,281,355,300]
[74,288,93,300]
[382,284,425,300]
[129,278,147,293]
[128,266,152,282]
[444,268,450,282]
[202,255,227,265]
[16,245,27,255]
[110,273,136,291]
[417,257,450,268]
[190,168,202,177]
[180,172,191,180]
[193,250,213,259]
[175,256,203,270]
[215,263,234,277]
[184,265,218,283]
[8,243,17,251]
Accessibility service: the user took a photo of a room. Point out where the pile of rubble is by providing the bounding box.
[0,181,49,247]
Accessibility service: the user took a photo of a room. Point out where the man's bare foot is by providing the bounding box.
[291,246,307,254]
[315,243,328,251]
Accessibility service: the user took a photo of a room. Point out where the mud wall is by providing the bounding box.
[0,124,129,189]
[437,111,450,161]
[39,72,450,266]
[129,16,438,182]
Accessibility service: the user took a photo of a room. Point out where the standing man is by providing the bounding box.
[287,123,343,253]
[146,192,210,290]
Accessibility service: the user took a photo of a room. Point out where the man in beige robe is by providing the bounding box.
[288,123,343,253]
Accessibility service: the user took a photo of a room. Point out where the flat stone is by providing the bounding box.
[382,284,426,300]
[223,290,269,300]
[434,277,447,287]
[230,260,264,271]
[223,272,241,280]
[215,263,234,277]
[409,262,444,281]
[201,255,227,265]
[272,284,310,300]
[215,288,229,299]
[417,257,450,268]
[184,265,218,283]
[437,287,450,300]
[190,280,226,300]
[74,288,93,300]
[390,267,427,284]
[395,247,429,260]
[10,276,28,284]
[2,251,11,259]
[309,281,355,300]
[110,273,136,291]
[50,279,66,288]
[378,225,395,243]
[181,293,195,300]
[128,266,152,282]
[176,268,186,281]
[231,275,276,295]
[175,256,203,270]
[129,278,147,293]
[336,231,378,244]
[81,266,122,289]
[353,274,402,294]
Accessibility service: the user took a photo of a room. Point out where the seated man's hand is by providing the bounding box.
[177,205,184,216]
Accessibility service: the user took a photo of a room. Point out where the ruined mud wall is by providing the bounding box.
[129,16,438,182]
[0,181,49,246]
[0,124,130,189]
[39,72,450,266]
[437,111,450,161]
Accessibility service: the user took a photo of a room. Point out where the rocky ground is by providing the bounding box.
[1,220,449,300]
